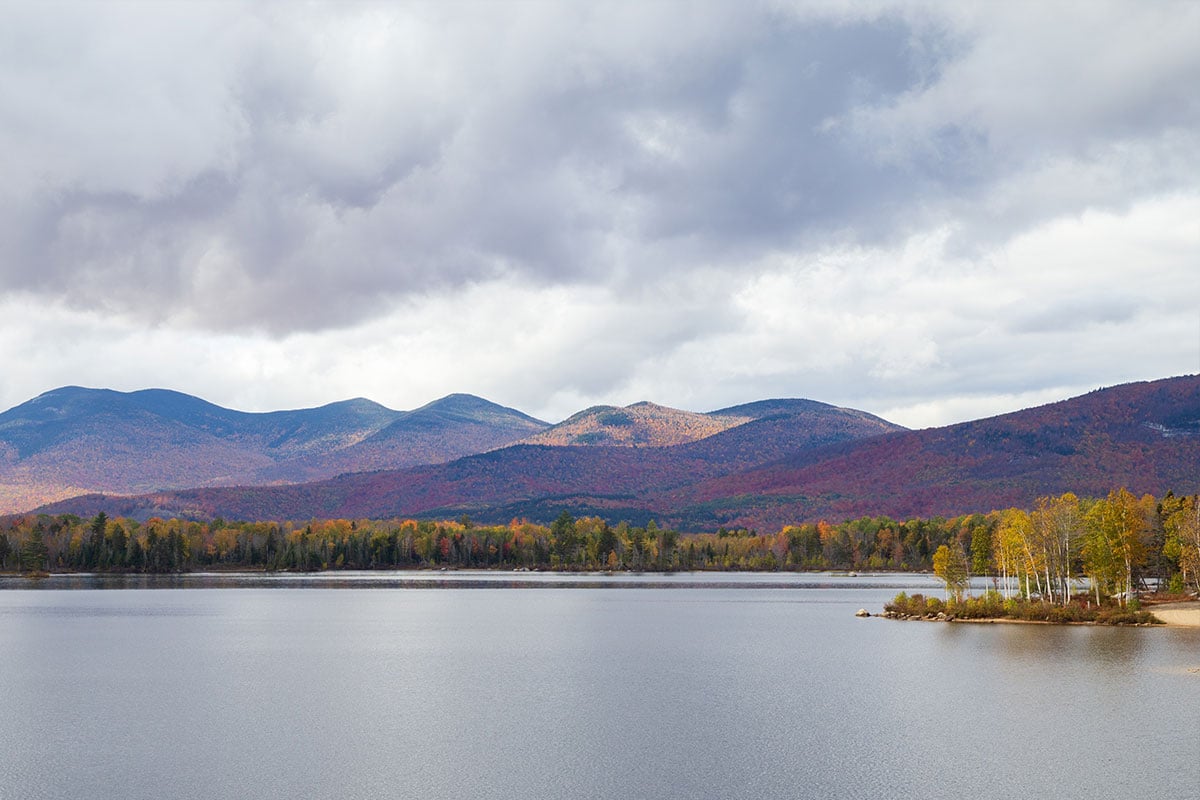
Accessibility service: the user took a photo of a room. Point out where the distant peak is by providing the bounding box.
[415,393,494,413]
[432,392,488,404]
[321,397,394,412]
[32,385,97,400]
[403,393,548,427]
[520,399,752,448]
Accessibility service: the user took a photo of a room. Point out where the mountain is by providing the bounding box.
[515,397,900,450]
[518,401,751,447]
[29,377,1200,530]
[669,375,1200,529]
[32,395,907,523]
[0,387,548,513]
[253,394,550,482]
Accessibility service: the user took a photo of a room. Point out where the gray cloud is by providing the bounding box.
[0,2,956,331]
[0,1,1198,427]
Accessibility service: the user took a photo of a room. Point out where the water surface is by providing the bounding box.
[1,573,1196,799]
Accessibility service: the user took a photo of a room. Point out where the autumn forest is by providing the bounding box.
[4,487,1200,610]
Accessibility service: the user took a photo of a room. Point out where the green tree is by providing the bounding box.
[20,528,49,573]
[551,511,578,566]
[109,523,128,567]
[970,526,992,577]
[596,523,618,565]
[88,512,109,567]
[1164,494,1200,593]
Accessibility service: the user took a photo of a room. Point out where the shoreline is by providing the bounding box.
[879,600,1200,628]
[879,613,1162,627]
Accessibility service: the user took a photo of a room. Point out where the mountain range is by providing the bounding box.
[12,375,1200,529]
[0,387,547,513]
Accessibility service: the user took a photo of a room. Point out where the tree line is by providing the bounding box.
[2,488,1198,609]
[924,489,1200,606]
[0,512,680,574]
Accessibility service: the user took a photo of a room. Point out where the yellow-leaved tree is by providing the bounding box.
[1084,488,1152,606]
[932,543,969,603]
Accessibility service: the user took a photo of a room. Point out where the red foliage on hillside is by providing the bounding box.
[35,377,1200,531]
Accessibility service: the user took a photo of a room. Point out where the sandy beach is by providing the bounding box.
[1148,601,1200,627]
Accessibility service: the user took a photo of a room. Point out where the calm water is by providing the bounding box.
[1,572,1198,800]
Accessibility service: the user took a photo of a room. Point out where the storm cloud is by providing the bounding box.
[2,1,1198,426]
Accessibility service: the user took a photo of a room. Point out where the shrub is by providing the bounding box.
[1045,604,1088,623]
[885,592,946,616]
[955,591,1006,619]
[1095,607,1159,625]
[884,592,910,615]
[884,592,1161,625]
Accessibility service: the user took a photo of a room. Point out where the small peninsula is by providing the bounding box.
[881,591,1163,626]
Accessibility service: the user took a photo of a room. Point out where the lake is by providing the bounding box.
[1,572,1198,799]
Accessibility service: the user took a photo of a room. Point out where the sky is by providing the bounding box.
[2,0,1198,428]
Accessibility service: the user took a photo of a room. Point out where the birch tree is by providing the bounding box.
[1032,493,1083,604]
[1084,488,1151,606]
[993,509,1031,599]
[1165,494,1200,592]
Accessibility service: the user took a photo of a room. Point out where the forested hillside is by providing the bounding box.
[678,375,1200,528]
[34,376,1200,530]
[0,388,547,513]
[35,395,907,523]
[518,402,751,447]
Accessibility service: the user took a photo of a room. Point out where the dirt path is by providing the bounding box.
[1148,601,1200,627]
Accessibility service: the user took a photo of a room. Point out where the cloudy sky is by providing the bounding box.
[2,0,1198,428]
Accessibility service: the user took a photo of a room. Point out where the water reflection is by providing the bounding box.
[930,618,1151,682]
